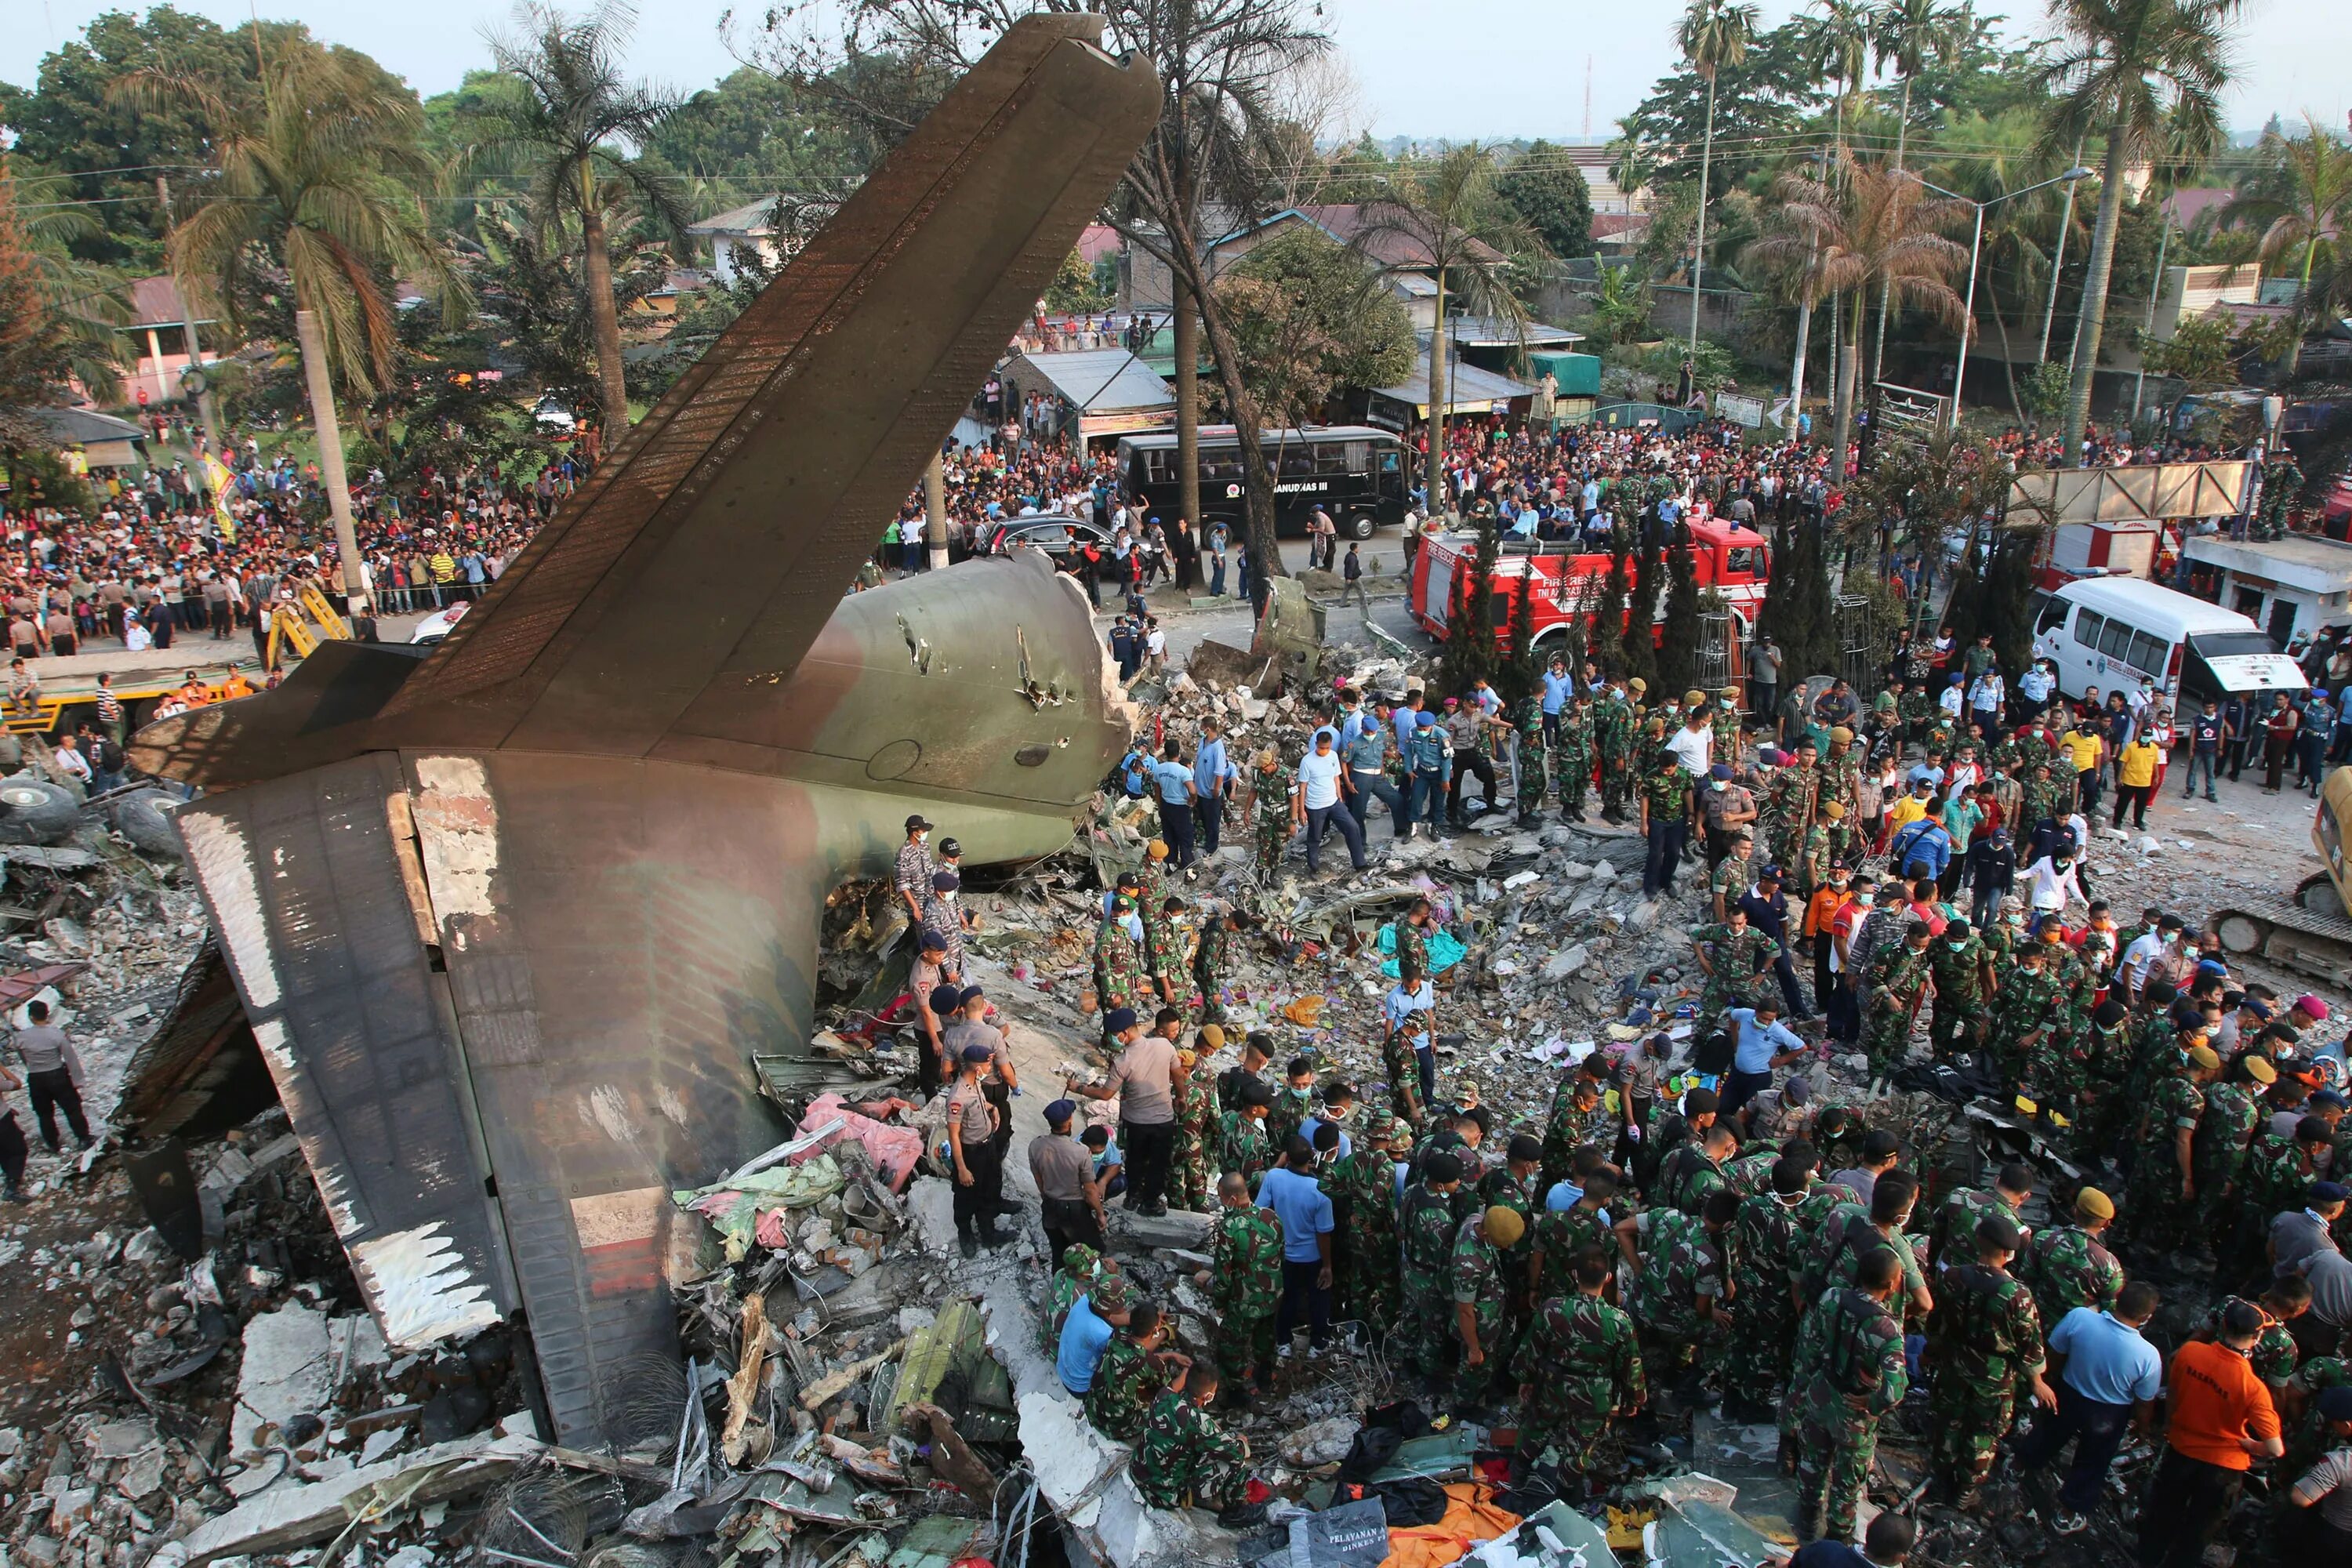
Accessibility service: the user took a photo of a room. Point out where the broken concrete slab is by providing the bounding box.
[1107,1207,1212,1250]
[158,1433,544,1566]
[228,1302,334,1472]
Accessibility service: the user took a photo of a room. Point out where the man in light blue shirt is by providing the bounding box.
[1149,739,1200,869]
[1345,706,1406,839]
[1256,1143,1337,1354]
[2013,1282,2164,1525]
[1192,720,1239,855]
[1723,1002,1808,1114]
[1056,1276,1132,1396]
[1392,693,1425,753]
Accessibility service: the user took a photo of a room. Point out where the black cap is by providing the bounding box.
[938,837,962,858]
[905,814,933,833]
[1422,1151,1464,1183]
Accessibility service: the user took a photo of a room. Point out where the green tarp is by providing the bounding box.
[1526,351,1602,397]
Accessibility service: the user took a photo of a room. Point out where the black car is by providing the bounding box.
[982,515,1116,561]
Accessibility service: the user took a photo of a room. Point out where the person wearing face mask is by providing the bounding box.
[1384,959,1439,1123]
[1091,895,1149,1047]
[1700,762,1758,871]
[895,815,935,922]
[1828,877,1879,1046]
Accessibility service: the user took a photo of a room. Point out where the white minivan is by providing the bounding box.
[2031,576,2309,707]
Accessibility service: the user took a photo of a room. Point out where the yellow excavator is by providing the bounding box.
[2209,768,2352,989]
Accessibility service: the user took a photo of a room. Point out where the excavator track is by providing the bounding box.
[2209,884,2352,990]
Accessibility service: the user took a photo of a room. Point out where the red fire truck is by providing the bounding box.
[1406,514,1773,655]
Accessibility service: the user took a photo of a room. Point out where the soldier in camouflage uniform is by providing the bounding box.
[1710,832,1758,923]
[1451,1205,1523,1409]
[1250,750,1294,884]
[1086,1293,1174,1443]
[2209,1285,2307,1392]
[2020,1188,2123,1325]
[1399,1154,1468,1387]
[1691,907,1780,1044]
[1539,1073,1606,1192]
[1214,1083,1276,1186]
[1093,896,1148,1033]
[1167,1049,1214,1210]
[1595,683,1638,822]
[1532,1171,1623,1305]
[1768,739,1822,871]
[1899,681,1933,747]
[1147,897,1199,1013]
[1862,920,1936,1082]
[1330,1117,1408,1340]
[1655,1123,1737,1216]
[2022,762,2069,844]
[1192,905,1249,1026]
[2242,1116,2339,1229]
[1623,1192,1735,1395]
[1132,1374,1251,1515]
[1514,1247,1646,1481]
[1926,917,1994,1062]
[2191,1054,2276,1236]
[1200,1173,1283,1394]
[1929,1162,2034,1275]
[1820,727,1862,819]
[1513,694,1552,822]
[1989,938,2066,1091]
[1135,849,1173,985]
[1927,1215,2049,1504]
[1555,692,1595,821]
[1047,1245,1113,1351]
[1794,1251,1910,1546]
[1725,1159,1814,1421]
[2127,1045,2220,1254]
[2067,1001,2133,1158]
[2284,1327,2352,1477]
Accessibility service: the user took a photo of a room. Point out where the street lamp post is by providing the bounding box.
[1918,168,2092,434]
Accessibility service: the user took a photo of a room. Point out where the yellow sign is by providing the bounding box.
[203,454,238,541]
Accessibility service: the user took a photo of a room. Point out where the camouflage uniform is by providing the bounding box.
[1093,916,1148,1018]
[1767,762,1821,870]
[1267,1087,1314,1155]
[2286,1353,2352,1475]
[1451,1214,1512,1404]
[1711,701,1744,774]
[1863,941,1933,1079]
[1148,907,1199,1013]
[1047,1247,1110,1351]
[1168,1075,1214,1211]
[1395,920,1431,983]
[1927,1261,2045,1499]
[1655,1144,1729,1217]
[1132,1388,1249,1511]
[2020,1223,2123,1326]
[1632,1207,1726,1387]
[1538,1079,1605,1190]
[1727,1189,1807,1400]
[1515,696,1552,814]
[1134,861,1171,972]
[1214,1109,1274,1186]
[1086,1334,1164,1443]
[1926,934,1991,1062]
[2069,1016,2132,1155]
[1795,1287,1910,1544]
[2127,1073,2205,1253]
[1207,1203,1283,1385]
[1531,1203,1618,1305]
[1724,1147,1784,1200]
[1381,1027,1426,1130]
[1398,1183,1460,1381]
[1820,746,1863,822]
[1192,916,1234,1024]
[1900,687,1933,745]
[1513,1292,1646,1473]
[1693,923,1780,1042]
[1330,1144,1403,1337]
[2191,1079,2266,1233]
[1929,1185,2019,1270]
[1596,695,1637,816]
[1562,700,1599,818]
[1252,771,1294,882]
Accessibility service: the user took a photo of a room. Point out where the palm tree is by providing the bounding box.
[2219,117,2352,376]
[1675,0,1759,358]
[1927,109,2067,416]
[1356,146,1536,521]
[1607,117,1654,213]
[118,37,459,596]
[2040,0,2240,463]
[1801,0,1875,403]
[1747,154,1972,475]
[1869,0,1968,383]
[2,162,132,401]
[474,1,688,441]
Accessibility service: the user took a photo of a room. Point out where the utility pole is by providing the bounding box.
[154,176,223,492]
[2038,139,2085,362]
[924,451,949,572]
[2130,213,2172,426]
[1584,56,1593,142]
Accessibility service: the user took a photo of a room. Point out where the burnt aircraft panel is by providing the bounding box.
[173,757,514,1348]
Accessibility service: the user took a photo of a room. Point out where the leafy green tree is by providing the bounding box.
[2218,118,2352,376]
[1214,226,1414,430]
[0,166,74,447]
[1497,142,1594,260]
[1756,517,1838,683]
[0,162,131,403]
[1625,22,1818,193]
[1618,517,1660,684]
[122,34,457,591]
[471,1,689,439]
[1356,146,1537,514]
[1045,246,1116,314]
[2041,0,2240,462]
[1868,0,1968,383]
[1588,256,1655,345]
[1443,520,1504,694]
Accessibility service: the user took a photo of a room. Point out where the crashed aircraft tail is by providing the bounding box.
[124,16,1160,1448]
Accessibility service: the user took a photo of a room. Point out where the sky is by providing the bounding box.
[5,0,2350,143]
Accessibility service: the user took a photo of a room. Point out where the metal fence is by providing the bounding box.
[1835,593,1880,696]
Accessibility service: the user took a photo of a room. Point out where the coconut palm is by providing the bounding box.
[1355,146,1536,520]
[1805,0,1876,157]
[2040,0,2240,463]
[118,36,459,594]
[1869,0,1969,383]
[2219,117,2352,375]
[1,163,132,401]
[1926,110,2069,416]
[473,1,688,439]
[1747,154,1973,476]
[1675,0,1759,357]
